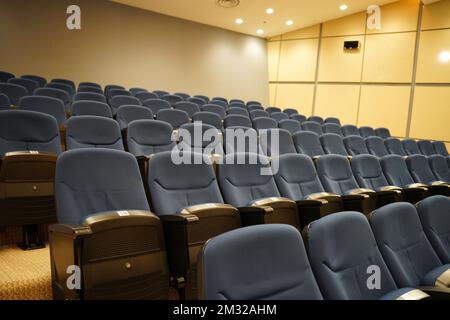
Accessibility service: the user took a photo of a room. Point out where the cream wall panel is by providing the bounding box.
[315,85,360,125]
[363,32,416,83]
[318,36,365,82]
[367,0,420,34]
[269,83,277,106]
[422,0,450,30]
[322,12,367,37]
[275,84,314,115]
[278,39,319,82]
[358,86,411,137]
[416,29,450,83]
[267,41,281,82]
[410,87,450,141]
[281,24,320,40]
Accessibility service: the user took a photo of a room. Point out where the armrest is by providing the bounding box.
[417,286,450,300]
[239,206,274,227]
[159,213,199,224]
[48,224,92,238]
[378,186,403,194]
[239,206,274,215]
[431,181,450,187]
[306,192,341,202]
[341,194,369,200]
[295,200,324,207]
[406,183,429,191]
[396,289,430,300]
[251,197,296,207]
[346,188,376,195]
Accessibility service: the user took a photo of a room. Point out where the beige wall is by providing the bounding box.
[0,0,269,103]
[268,0,450,147]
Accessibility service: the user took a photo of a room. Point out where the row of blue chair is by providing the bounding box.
[200,196,450,300]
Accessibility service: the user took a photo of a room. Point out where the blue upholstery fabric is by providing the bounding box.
[351,155,390,191]
[270,112,289,123]
[55,149,149,224]
[228,107,248,116]
[252,117,278,131]
[418,140,436,156]
[51,79,75,91]
[0,93,11,110]
[175,93,190,100]
[366,136,389,157]
[187,97,207,107]
[34,88,71,111]
[223,127,259,154]
[116,105,153,130]
[402,139,421,155]
[153,90,170,98]
[127,120,175,157]
[359,126,376,138]
[0,71,15,82]
[129,88,147,96]
[22,75,47,88]
[148,151,224,215]
[433,141,449,157]
[201,224,323,300]
[307,212,402,300]
[46,82,74,96]
[73,92,107,103]
[428,155,450,183]
[380,155,416,188]
[246,100,261,107]
[229,99,244,105]
[248,105,264,112]
[194,95,209,103]
[278,119,301,136]
[417,196,450,263]
[0,83,28,105]
[250,110,270,120]
[224,115,252,129]
[157,109,190,129]
[322,123,342,136]
[290,114,306,123]
[293,131,324,157]
[19,96,67,126]
[174,101,200,118]
[212,97,228,103]
[370,202,447,287]
[307,116,324,125]
[66,116,124,151]
[0,110,61,156]
[229,102,246,109]
[385,138,407,156]
[108,89,131,101]
[320,133,347,156]
[136,91,158,104]
[8,78,39,95]
[301,121,323,135]
[104,85,125,95]
[325,117,341,125]
[406,154,440,184]
[178,123,223,154]
[71,101,112,118]
[162,94,183,107]
[218,153,279,208]
[77,86,104,94]
[344,135,369,156]
[110,95,141,115]
[283,108,298,116]
[342,125,359,137]
[192,112,223,130]
[375,128,391,139]
[209,100,228,109]
[78,82,102,90]
[202,104,226,119]
[266,107,281,114]
[260,129,296,157]
[316,155,360,195]
[142,99,171,115]
[275,154,325,200]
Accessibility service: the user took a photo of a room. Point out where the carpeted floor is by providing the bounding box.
[0,245,52,300]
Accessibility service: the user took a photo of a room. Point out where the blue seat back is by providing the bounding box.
[34,88,71,111]
[116,105,154,130]
[301,121,323,135]
[428,155,450,183]
[375,128,391,139]
[270,112,289,123]
[202,104,226,119]
[136,91,158,103]
[174,101,200,118]
[252,117,278,131]
[0,93,11,110]
[293,131,324,157]
[73,92,106,103]
[402,139,421,155]
[385,138,407,156]
[316,155,359,195]
[157,109,190,129]
[380,155,416,188]
[71,101,112,118]
[359,126,376,138]
[418,140,435,156]
[278,119,301,136]
[342,125,359,137]
[320,133,347,156]
[351,155,390,190]
[22,75,47,88]
[0,83,29,105]
[127,120,175,157]
[142,99,171,115]
[366,136,389,157]
[322,123,342,136]
[260,129,296,157]
[224,115,251,129]
[8,78,39,95]
[325,117,341,125]
[432,141,449,157]
[406,154,439,184]
[307,116,324,125]
[344,135,369,156]
[192,112,223,130]
[110,95,141,115]
[19,96,67,126]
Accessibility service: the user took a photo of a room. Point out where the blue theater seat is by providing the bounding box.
[202,104,226,119]
[278,119,302,135]
[50,148,169,299]
[290,114,306,123]
[174,101,200,118]
[136,91,158,104]
[260,129,296,157]
[8,78,39,95]
[325,117,341,125]
[307,212,427,300]
[116,105,153,131]
[127,120,175,156]
[0,83,28,105]
[22,75,47,88]
[224,114,252,129]
[403,139,421,155]
[270,112,289,123]
[385,137,407,156]
[433,141,449,157]
[406,155,450,196]
[248,104,265,112]
[198,224,323,300]
[428,155,450,183]
[78,82,101,90]
[301,121,323,135]
[227,107,249,117]
[162,94,183,107]
[19,96,67,126]
[77,86,104,95]
[142,98,171,115]
[66,116,124,150]
[322,123,342,136]
[129,87,147,96]
[418,140,436,156]
[0,93,11,110]
[192,112,223,130]
[157,109,190,129]
[0,71,15,82]
[188,97,207,107]
[110,95,141,115]
[34,88,71,112]
[376,127,391,139]
[51,78,75,91]
[344,135,370,156]
[178,123,223,155]
[366,136,389,157]
[293,131,324,158]
[71,101,112,118]
[359,126,376,138]
[307,116,324,125]
[342,124,359,137]
[153,90,170,98]
[283,108,298,116]
[73,92,107,103]
[193,95,209,103]
[266,107,281,114]
[249,110,269,120]
[320,133,348,156]
[252,117,278,131]
[46,82,74,97]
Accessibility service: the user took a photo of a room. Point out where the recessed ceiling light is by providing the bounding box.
[235,18,244,25]
[286,20,294,26]
[256,29,264,35]
[340,4,348,11]
[266,8,274,14]
[440,51,450,63]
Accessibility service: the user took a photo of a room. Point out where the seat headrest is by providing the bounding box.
[128,120,174,146]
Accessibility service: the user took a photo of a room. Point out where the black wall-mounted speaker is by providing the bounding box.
[344,41,360,50]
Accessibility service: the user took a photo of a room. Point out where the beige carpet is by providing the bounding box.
[0,245,52,300]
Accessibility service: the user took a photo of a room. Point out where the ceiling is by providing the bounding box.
[111,0,400,38]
